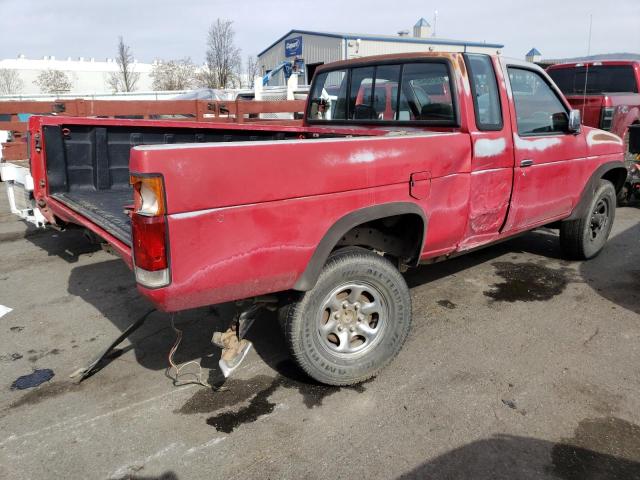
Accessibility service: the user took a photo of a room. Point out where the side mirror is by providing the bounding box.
[568,109,581,133]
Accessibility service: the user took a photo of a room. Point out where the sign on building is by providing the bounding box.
[285,36,303,57]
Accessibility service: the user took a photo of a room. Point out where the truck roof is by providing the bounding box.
[314,51,474,74]
[314,52,548,80]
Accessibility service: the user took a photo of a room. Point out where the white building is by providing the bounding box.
[0,55,154,96]
[258,18,504,85]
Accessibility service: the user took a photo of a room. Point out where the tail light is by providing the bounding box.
[130,174,170,288]
[600,107,615,131]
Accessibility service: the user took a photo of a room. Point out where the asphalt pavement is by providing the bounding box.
[1,184,639,479]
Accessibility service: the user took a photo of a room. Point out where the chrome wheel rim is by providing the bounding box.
[316,281,387,356]
[589,198,609,242]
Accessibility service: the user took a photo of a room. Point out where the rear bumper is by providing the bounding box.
[0,162,47,227]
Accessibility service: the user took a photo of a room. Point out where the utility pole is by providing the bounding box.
[433,10,438,37]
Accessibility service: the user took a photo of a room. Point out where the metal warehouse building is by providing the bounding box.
[258,18,504,85]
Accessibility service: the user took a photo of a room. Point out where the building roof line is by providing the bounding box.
[258,29,503,57]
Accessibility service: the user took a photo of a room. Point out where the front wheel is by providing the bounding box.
[560,179,616,260]
[280,247,412,386]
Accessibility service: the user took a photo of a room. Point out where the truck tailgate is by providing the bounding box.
[565,95,604,128]
[51,189,132,245]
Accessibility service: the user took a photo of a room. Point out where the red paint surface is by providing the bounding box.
[27,53,625,312]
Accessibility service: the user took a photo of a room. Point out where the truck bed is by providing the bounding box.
[42,120,366,245]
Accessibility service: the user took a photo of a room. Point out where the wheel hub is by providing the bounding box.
[317,282,387,356]
[589,198,609,241]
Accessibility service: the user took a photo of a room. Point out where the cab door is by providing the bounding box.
[458,54,514,250]
[501,63,587,232]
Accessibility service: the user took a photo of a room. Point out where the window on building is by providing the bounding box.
[465,54,503,130]
[508,67,569,136]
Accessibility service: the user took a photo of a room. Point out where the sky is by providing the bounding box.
[1,0,639,64]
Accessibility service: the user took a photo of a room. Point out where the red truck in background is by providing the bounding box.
[17,52,626,385]
[547,60,640,201]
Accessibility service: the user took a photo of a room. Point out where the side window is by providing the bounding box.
[508,67,569,136]
[399,63,455,123]
[465,54,502,130]
[307,69,348,120]
[349,67,375,119]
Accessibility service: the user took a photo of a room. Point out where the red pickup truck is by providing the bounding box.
[22,52,625,385]
[547,60,640,200]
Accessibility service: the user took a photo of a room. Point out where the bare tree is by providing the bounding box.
[150,58,196,90]
[0,69,24,95]
[108,36,140,92]
[199,19,241,89]
[244,55,260,88]
[34,69,72,94]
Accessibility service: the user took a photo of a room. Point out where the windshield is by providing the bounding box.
[548,65,638,95]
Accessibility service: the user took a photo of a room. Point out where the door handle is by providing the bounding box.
[520,159,534,168]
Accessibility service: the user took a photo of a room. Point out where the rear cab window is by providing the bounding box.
[548,64,638,95]
[307,70,349,120]
[307,59,457,126]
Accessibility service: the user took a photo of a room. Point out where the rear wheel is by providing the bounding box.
[560,179,616,260]
[280,247,411,386]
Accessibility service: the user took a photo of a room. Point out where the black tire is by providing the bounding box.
[280,246,411,386]
[560,179,616,260]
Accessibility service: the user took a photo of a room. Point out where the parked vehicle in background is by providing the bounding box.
[9,52,626,386]
[547,61,640,202]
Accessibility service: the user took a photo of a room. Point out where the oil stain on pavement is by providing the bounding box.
[205,380,280,433]
[551,417,640,479]
[484,262,570,302]
[437,300,457,310]
[178,360,371,433]
[9,381,81,408]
